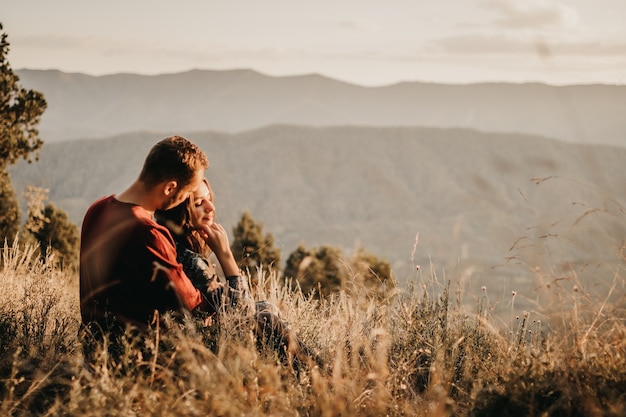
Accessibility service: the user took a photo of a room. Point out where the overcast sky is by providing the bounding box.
[3,0,625,86]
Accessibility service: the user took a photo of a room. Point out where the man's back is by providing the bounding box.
[79,195,203,331]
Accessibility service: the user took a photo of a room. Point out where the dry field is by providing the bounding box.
[0,230,624,417]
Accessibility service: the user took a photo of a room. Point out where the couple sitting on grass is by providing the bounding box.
[79,135,322,373]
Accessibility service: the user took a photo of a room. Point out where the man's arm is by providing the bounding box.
[146,227,206,312]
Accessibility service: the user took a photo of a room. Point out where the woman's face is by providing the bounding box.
[189,181,215,229]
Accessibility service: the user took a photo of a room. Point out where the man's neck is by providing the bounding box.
[116,181,159,214]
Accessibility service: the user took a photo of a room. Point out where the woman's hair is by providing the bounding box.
[155,177,214,255]
[139,135,209,189]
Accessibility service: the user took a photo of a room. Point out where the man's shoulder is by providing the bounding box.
[86,196,149,221]
[83,195,116,223]
[87,195,115,210]
[83,195,156,233]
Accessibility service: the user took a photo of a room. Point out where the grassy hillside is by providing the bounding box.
[0,240,624,416]
[9,126,625,316]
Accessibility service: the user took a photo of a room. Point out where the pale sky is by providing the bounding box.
[3,0,626,86]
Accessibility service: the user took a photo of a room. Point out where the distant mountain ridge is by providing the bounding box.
[10,126,626,296]
[15,69,626,147]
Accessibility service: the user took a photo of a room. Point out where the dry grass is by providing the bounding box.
[0,235,624,416]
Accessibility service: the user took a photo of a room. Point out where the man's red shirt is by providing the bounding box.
[79,195,205,330]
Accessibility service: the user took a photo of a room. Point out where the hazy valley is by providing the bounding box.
[10,125,625,309]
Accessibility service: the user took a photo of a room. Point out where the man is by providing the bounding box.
[79,135,229,348]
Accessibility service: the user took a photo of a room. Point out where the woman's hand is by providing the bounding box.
[199,222,240,277]
[200,222,230,253]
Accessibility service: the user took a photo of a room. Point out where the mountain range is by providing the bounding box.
[15,69,626,148]
[8,69,626,309]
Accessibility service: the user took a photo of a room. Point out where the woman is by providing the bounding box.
[156,178,249,316]
[156,178,323,372]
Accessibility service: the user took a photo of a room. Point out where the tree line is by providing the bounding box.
[231,210,395,300]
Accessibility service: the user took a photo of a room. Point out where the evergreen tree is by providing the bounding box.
[314,245,344,296]
[0,23,46,242]
[283,244,394,301]
[282,244,310,289]
[348,247,395,301]
[22,186,80,268]
[34,203,80,268]
[231,210,282,273]
[0,170,19,242]
[283,244,345,299]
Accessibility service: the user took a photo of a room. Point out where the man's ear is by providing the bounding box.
[163,180,178,196]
